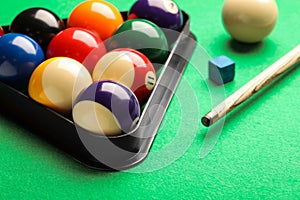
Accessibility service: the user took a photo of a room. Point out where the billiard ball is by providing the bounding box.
[28,57,92,114]
[0,33,44,91]
[73,80,141,136]
[128,0,183,31]
[222,0,278,43]
[67,1,124,41]
[108,19,169,63]
[10,8,65,50]
[92,48,156,104]
[46,27,107,73]
[0,26,4,36]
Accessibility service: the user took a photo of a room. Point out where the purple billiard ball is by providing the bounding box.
[128,0,183,31]
[73,80,141,136]
[10,8,65,51]
[0,33,45,91]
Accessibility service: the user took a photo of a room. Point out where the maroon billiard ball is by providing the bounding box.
[92,48,156,105]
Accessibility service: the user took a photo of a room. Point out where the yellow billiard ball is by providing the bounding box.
[28,57,92,114]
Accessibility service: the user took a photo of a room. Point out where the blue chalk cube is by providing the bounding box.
[209,56,235,85]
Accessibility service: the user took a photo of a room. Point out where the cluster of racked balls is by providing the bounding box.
[0,0,184,136]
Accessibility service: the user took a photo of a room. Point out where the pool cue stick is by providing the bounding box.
[202,44,300,127]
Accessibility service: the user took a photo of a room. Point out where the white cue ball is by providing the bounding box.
[222,0,278,43]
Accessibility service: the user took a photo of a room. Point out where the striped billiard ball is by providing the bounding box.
[73,80,141,136]
[92,48,156,105]
[128,0,183,31]
[28,57,92,114]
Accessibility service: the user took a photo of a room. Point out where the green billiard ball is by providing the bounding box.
[107,19,169,64]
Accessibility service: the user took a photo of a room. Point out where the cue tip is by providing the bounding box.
[201,115,212,127]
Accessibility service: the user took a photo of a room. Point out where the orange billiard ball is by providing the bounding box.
[67,1,124,41]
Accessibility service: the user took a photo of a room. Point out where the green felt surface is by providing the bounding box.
[0,0,300,199]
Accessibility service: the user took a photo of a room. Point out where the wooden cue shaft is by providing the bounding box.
[202,44,300,127]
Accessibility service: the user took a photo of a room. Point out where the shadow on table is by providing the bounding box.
[226,39,264,53]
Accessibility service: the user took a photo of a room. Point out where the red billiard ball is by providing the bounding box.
[0,33,44,91]
[28,57,93,114]
[0,26,4,37]
[10,8,65,51]
[67,1,124,41]
[46,27,107,73]
[92,48,156,105]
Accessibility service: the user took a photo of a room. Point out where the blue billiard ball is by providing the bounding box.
[73,80,141,136]
[0,33,45,91]
[128,0,183,31]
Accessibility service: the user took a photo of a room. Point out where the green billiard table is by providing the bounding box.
[0,0,299,199]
